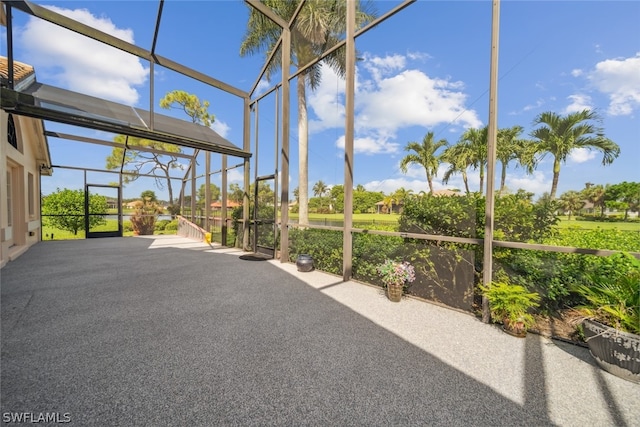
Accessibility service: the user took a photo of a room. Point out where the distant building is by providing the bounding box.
[210,201,242,209]
[1,57,53,268]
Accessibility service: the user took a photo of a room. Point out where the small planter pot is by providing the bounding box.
[583,319,640,383]
[296,254,314,272]
[387,284,403,302]
[502,318,527,338]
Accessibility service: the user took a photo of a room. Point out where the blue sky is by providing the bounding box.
[2,1,639,202]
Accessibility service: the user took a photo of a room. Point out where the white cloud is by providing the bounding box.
[335,134,399,155]
[307,55,482,155]
[571,69,583,77]
[18,6,148,105]
[399,163,426,179]
[588,53,640,116]
[254,79,271,96]
[308,65,346,134]
[569,147,597,163]
[563,94,593,114]
[505,171,549,197]
[363,163,479,196]
[356,68,482,133]
[407,51,432,62]
[510,98,545,115]
[362,53,406,82]
[211,120,230,139]
[227,168,244,184]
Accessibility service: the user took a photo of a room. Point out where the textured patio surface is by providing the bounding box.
[1,235,638,426]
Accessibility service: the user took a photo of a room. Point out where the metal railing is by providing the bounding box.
[177,215,210,243]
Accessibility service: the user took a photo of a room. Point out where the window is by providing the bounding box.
[6,171,12,227]
[28,172,35,217]
[7,114,18,150]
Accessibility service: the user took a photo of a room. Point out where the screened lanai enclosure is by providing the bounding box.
[2,0,638,320]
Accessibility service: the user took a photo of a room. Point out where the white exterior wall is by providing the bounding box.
[1,110,48,268]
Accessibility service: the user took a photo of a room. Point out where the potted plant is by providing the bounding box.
[130,197,163,236]
[479,278,541,337]
[571,252,640,383]
[377,260,416,302]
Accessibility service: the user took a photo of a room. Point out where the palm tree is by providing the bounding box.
[312,179,328,210]
[240,0,377,226]
[382,194,395,214]
[393,187,413,213]
[441,142,472,194]
[496,126,537,195]
[531,109,620,200]
[399,131,448,194]
[559,190,585,221]
[458,126,488,194]
[582,183,606,217]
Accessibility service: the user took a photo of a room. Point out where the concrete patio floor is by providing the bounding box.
[1,235,638,426]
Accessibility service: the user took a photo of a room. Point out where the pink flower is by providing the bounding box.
[377,260,416,287]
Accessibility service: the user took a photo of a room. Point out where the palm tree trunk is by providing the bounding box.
[550,158,561,200]
[499,161,507,195]
[427,175,434,194]
[462,172,470,194]
[297,77,309,226]
[479,165,485,195]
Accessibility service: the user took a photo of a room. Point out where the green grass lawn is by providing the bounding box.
[43,221,118,240]
[43,219,177,240]
[287,212,639,231]
[556,217,640,231]
[286,212,400,223]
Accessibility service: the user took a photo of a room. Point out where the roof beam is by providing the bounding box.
[245,0,288,28]
[153,54,248,99]
[51,164,185,181]
[45,131,195,159]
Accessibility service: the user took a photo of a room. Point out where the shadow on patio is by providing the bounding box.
[1,236,638,426]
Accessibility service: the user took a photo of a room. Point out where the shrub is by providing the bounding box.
[130,198,162,235]
[479,278,541,332]
[495,228,640,312]
[155,219,171,231]
[399,193,480,238]
[572,252,640,334]
[164,220,178,231]
[288,228,343,275]
[352,233,403,284]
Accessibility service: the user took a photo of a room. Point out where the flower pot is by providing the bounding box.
[583,319,640,383]
[387,284,403,302]
[296,254,314,272]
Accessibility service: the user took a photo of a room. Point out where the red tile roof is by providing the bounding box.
[210,201,242,208]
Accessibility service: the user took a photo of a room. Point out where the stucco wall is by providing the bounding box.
[1,110,48,268]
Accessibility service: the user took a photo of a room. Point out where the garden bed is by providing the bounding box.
[530,310,585,345]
